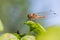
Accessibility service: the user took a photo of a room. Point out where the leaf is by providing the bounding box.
[24,21,46,35]
[0,20,4,32]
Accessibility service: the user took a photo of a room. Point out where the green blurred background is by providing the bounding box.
[0,0,30,34]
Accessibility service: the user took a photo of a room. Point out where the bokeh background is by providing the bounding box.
[0,0,60,34]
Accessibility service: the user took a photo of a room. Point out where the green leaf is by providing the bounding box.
[36,26,60,40]
[24,21,46,34]
[0,20,4,32]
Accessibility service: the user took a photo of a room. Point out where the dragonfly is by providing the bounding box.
[27,13,45,20]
